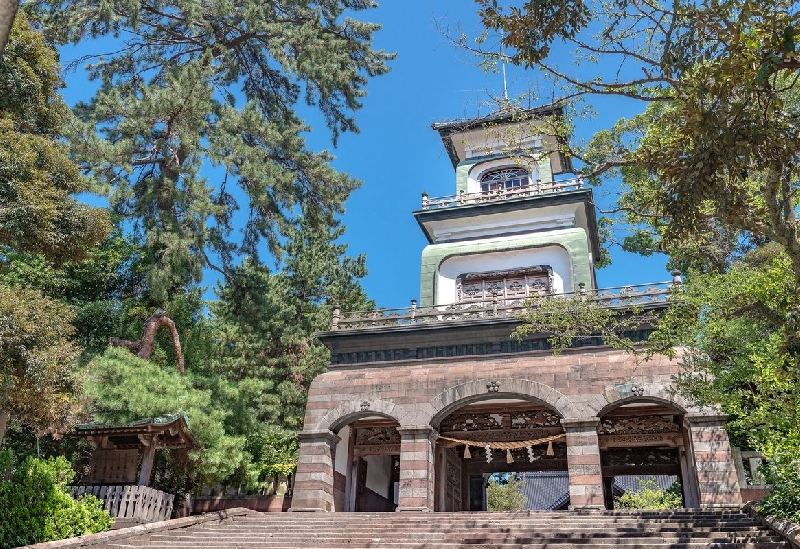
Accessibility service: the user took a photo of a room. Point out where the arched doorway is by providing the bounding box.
[597,401,700,509]
[331,416,401,512]
[433,398,568,511]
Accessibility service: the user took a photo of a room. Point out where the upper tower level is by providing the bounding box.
[415,107,602,307]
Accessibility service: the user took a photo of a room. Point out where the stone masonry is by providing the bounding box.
[292,346,743,511]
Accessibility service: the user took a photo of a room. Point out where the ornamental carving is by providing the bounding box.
[599,433,684,449]
[456,266,553,303]
[510,409,562,428]
[441,409,563,433]
[598,415,680,435]
[355,427,401,447]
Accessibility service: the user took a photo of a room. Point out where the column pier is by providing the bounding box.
[290,429,341,512]
[562,418,605,509]
[686,414,742,507]
[396,426,437,512]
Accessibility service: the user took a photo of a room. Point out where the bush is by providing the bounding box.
[0,450,113,548]
[486,474,527,511]
[614,478,682,510]
[757,456,800,523]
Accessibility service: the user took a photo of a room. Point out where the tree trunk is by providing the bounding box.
[0,0,19,58]
[109,309,185,373]
[0,409,9,447]
[137,311,185,374]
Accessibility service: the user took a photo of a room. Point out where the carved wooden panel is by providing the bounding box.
[441,409,561,434]
[444,448,462,512]
[599,433,684,449]
[598,415,680,435]
[456,266,553,303]
[354,427,401,455]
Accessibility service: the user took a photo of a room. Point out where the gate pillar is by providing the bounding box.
[290,429,340,512]
[686,414,742,506]
[562,418,605,509]
[396,426,437,512]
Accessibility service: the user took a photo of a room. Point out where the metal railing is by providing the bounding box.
[421,177,585,210]
[331,276,682,331]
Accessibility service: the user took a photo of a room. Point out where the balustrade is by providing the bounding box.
[330,277,682,331]
[420,177,585,210]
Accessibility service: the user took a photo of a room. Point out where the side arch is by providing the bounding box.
[429,377,582,428]
[594,382,695,418]
[314,398,407,433]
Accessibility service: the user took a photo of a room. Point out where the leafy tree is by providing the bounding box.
[473,0,800,281]
[486,474,527,511]
[0,287,82,445]
[614,479,682,510]
[758,455,800,522]
[0,450,112,548]
[0,11,109,263]
[33,0,393,302]
[0,12,110,446]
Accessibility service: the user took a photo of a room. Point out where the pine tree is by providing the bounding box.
[212,214,372,433]
[34,0,393,302]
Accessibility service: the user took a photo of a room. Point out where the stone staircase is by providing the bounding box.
[74,508,791,549]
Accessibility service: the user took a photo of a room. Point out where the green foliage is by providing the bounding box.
[212,215,372,432]
[0,450,112,548]
[33,0,393,302]
[758,456,800,522]
[473,0,800,282]
[661,252,800,458]
[242,427,298,492]
[486,474,527,511]
[513,292,670,357]
[614,479,682,510]
[0,285,82,438]
[84,347,245,487]
[0,11,109,263]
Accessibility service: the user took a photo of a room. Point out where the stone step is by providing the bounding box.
[142,533,784,544]
[91,509,789,549]
[103,538,789,549]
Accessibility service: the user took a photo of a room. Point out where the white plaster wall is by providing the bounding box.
[436,243,571,305]
[364,454,392,498]
[466,158,541,193]
[334,425,350,475]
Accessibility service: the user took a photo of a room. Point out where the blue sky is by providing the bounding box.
[58,1,669,309]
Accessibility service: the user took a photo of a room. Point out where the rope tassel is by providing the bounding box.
[506,449,514,464]
[463,445,471,459]
[546,440,554,456]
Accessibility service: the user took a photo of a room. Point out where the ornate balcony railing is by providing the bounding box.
[421,177,585,210]
[331,276,682,331]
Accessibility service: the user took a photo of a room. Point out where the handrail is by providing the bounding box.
[331,276,682,331]
[421,177,585,210]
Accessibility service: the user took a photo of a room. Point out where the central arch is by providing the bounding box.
[429,378,578,512]
[429,378,581,427]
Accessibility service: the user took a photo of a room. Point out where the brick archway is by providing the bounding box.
[593,380,703,418]
[316,398,407,433]
[429,377,581,428]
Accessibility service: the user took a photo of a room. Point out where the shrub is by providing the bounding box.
[757,456,800,523]
[486,474,527,511]
[0,450,113,548]
[614,478,682,510]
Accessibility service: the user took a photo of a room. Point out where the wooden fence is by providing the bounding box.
[71,485,174,522]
